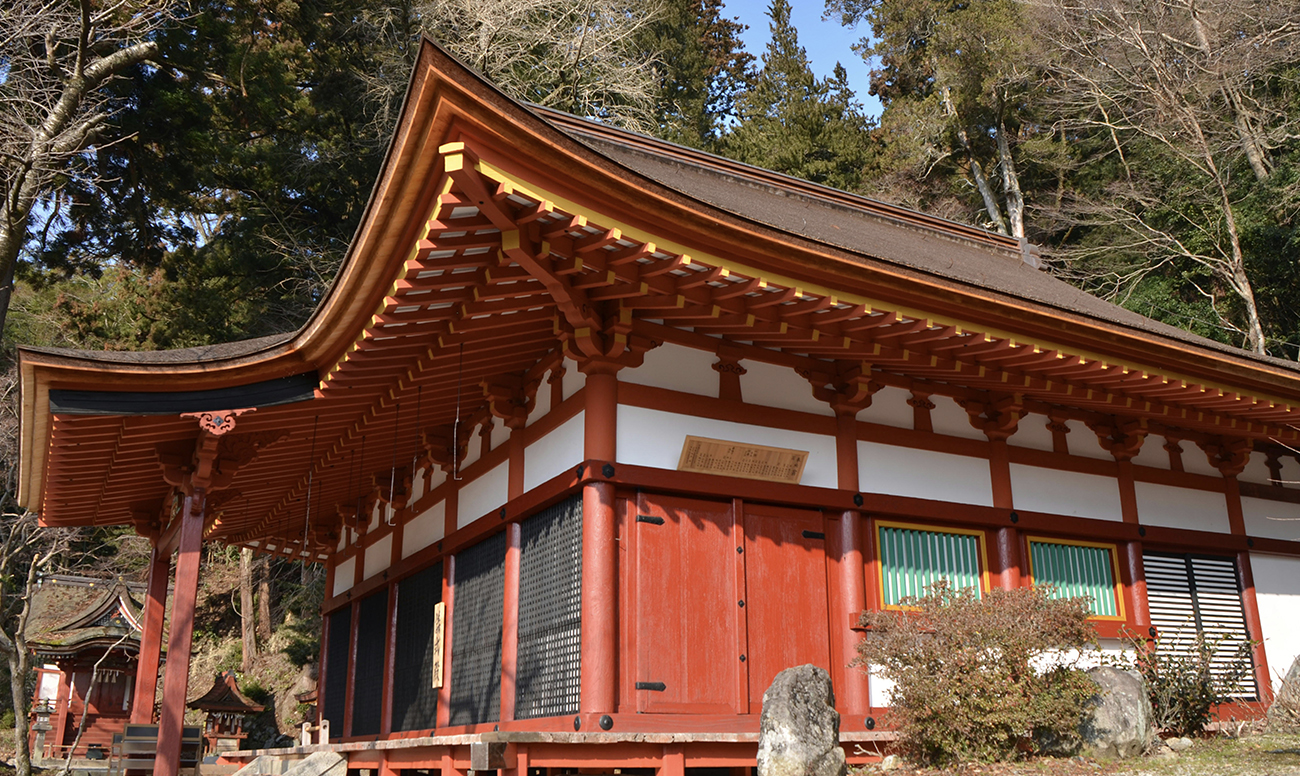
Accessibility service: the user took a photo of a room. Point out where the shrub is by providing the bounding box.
[1122,629,1255,736]
[855,581,1099,766]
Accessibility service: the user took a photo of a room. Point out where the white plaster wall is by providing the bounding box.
[1182,445,1225,478]
[739,360,834,417]
[1010,464,1122,520]
[524,411,585,491]
[336,531,348,553]
[868,667,894,708]
[38,671,59,700]
[1064,420,1111,460]
[368,501,381,533]
[410,466,427,503]
[490,415,510,450]
[617,405,838,488]
[403,501,445,559]
[1242,496,1300,541]
[1251,553,1300,693]
[858,441,993,506]
[929,396,987,441]
[1131,438,1170,470]
[1135,481,1230,533]
[332,557,355,597]
[1240,451,1277,487]
[428,466,447,493]
[856,384,912,429]
[1034,640,1133,672]
[562,358,586,400]
[364,534,392,580]
[527,368,554,426]
[458,461,509,528]
[461,429,482,469]
[1009,412,1055,453]
[621,342,718,397]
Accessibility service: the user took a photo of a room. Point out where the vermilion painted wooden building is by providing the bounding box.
[18,39,1300,776]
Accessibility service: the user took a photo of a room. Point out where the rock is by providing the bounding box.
[1268,655,1300,730]
[757,665,847,776]
[1078,667,1154,759]
[878,754,901,772]
[1166,736,1193,752]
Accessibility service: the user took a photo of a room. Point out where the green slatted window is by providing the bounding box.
[877,522,986,607]
[1027,538,1123,619]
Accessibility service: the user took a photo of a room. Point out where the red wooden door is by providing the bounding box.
[742,503,831,712]
[633,493,741,713]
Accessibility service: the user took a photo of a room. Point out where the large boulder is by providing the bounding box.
[1267,655,1300,730]
[1078,667,1154,759]
[757,665,847,776]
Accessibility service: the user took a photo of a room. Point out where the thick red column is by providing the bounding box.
[1237,551,1274,702]
[1122,542,1150,628]
[153,488,206,776]
[580,369,618,714]
[131,546,170,724]
[500,522,521,721]
[833,411,869,715]
[988,440,1020,589]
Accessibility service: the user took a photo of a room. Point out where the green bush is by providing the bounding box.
[1123,629,1255,737]
[855,581,1099,766]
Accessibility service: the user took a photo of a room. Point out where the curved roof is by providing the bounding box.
[18,39,1300,552]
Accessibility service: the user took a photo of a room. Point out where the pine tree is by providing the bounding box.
[724,0,873,191]
[641,0,755,149]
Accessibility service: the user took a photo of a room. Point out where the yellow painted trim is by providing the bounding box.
[1025,535,1127,622]
[875,519,992,610]
[472,158,1297,411]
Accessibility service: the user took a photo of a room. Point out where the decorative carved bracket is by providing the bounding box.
[805,361,881,416]
[1085,417,1149,462]
[713,345,747,402]
[482,373,543,430]
[960,394,1024,442]
[1198,437,1253,477]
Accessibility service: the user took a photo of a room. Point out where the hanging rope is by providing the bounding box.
[453,343,465,481]
[412,384,423,489]
[387,402,400,525]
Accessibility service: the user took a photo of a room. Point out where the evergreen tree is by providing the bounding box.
[725,0,873,191]
[640,0,755,149]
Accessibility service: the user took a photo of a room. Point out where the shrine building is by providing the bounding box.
[17,38,1300,776]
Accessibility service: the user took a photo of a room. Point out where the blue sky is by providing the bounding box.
[721,0,883,119]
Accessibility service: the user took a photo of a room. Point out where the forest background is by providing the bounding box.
[2,0,1300,769]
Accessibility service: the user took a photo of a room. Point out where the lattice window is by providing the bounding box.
[321,607,351,731]
[392,562,442,732]
[351,589,388,736]
[1027,538,1123,619]
[449,532,505,725]
[877,522,986,606]
[516,496,582,719]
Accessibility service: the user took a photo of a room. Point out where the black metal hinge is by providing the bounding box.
[635,681,667,692]
[636,515,665,525]
[802,530,826,540]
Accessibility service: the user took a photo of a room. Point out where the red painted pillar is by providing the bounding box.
[153,488,206,776]
[1122,542,1150,628]
[500,521,521,721]
[581,369,618,714]
[131,546,169,724]
[834,411,869,716]
[988,440,1020,589]
[1237,551,1274,702]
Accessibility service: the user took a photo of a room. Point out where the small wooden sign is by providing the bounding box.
[431,601,446,688]
[677,435,808,484]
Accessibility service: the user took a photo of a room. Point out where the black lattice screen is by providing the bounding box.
[321,606,351,732]
[449,531,506,726]
[515,495,583,719]
[392,562,443,731]
[351,589,388,735]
